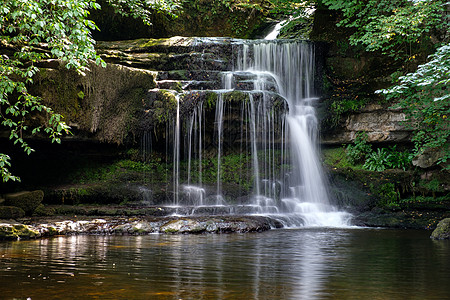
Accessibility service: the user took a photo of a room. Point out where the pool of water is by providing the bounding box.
[1,228,449,299]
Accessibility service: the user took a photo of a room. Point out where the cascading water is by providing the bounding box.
[142,38,351,227]
[235,41,351,226]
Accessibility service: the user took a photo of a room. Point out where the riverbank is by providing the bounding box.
[1,202,449,240]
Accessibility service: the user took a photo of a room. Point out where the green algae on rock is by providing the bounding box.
[431,218,450,240]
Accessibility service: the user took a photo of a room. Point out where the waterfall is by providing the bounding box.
[142,38,351,227]
[235,41,351,226]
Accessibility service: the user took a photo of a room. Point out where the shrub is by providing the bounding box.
[346,132,372,164]
[363,148,390,172]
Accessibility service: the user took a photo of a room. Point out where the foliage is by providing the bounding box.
[321,0,446,60]
[345,132,413,171]
[321,0,448,167]
[345,132,372,164]
[0,0,102,181]
[0,154,20,182]
[0,0,176,182]
[180,0,267,36]
[401,194,450,204]
[377,43,450,168]
[107,0,179,26]
[370,182,400,209]
[386,146,413,171]
[329,96,368,127]
[363,146,413,172]
[363,148,390,172]
[268,0,315,17]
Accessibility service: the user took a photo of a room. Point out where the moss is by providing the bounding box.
[0,224,39,240]
[322,147,361,169]
[224,91,250,103]
[0,206,26,219]
[278,14,314,40]
[152,89,179,124]
[33,204,56,217]
[431,218,450,240]
[168,70,188,80]
[33,62,157,144]
[164,228,179,233]
[5,190,44,216]
[204,91,218,108]
[46,226,58,236]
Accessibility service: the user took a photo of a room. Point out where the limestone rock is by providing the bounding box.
[413,148,444,169]
[5,190,44,215]
[431,218,450,240]
[160,219,206,234]
[322,109,411,144]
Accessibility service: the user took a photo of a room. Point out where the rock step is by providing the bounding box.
[156,70,221,81]
[155,71,281,92]
[100,53,231,72]
[156,80,220,91]
[96,37,237,56]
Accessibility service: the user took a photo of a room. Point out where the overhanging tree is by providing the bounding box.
[0,0,179,182]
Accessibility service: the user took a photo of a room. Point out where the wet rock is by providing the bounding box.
[430,218,450,240]
[10,215,279,238]
[354,209,450,230]
[0,206,26,219]
[4,190,44,216]
[160,219,206,234]
[0,223,39,240]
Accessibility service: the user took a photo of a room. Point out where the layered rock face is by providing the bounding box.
[322,104,410,144]
[31,37,286,149]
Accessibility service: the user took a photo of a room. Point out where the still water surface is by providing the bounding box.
[1,228,449,299]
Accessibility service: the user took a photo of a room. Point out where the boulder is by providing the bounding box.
[0,206,26,219]
[430,218,450,240]
[5,190,44,215]
[413,148,444,169]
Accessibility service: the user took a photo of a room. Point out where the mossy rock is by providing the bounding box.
[33,204,56,217]
[0,206,26,219]
[430,218,450,240]
[0,224,39,240]
[5,190,44,216]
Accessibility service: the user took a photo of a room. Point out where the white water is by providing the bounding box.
[237,41,351,227]
[264,20,288,40]
[143,39,351,227]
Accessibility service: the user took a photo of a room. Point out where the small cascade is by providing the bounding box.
[264,20,288,40]
[214,93,225,206]
[173,93,181,205]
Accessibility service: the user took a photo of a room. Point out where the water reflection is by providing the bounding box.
[1,229,449,299]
